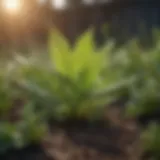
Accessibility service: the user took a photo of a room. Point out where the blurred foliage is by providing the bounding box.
[0,102,47,153]
[11,29,138,122]
[122,31,160,159]
[125,37,160,118]
[142,123,160,160]
[0,62,47,153]
[1,28,160,157]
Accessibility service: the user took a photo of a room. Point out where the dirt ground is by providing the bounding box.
[0,106,145,160]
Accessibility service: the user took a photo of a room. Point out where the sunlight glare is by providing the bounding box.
[52,0,67,9]
[2,0,21,13]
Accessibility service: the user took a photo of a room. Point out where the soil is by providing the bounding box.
[0,106,145,160]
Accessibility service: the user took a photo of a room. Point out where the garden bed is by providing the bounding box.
[1,30,160,160]
[0,106,143,160]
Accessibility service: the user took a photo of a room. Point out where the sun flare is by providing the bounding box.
[2,0,22,13]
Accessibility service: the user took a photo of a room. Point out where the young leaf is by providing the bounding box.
[48,29,71,75]
[72,29,95,74]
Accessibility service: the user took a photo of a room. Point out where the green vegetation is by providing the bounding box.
[0,29,160,159]
[12,29,135,121]
[0,64,47,153]
[142,123,160,160]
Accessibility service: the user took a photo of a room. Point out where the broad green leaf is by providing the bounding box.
[85,53,105,85]
[72,29,95,73]
[74,29,95,56]
[48,30,71,75]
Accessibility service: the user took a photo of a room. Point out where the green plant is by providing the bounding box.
[0,63,48,153]
[119,35,160,160]
[142,123,160,160]
[125,38,160,118]
[0,102,47,153]
[13,29,136,121]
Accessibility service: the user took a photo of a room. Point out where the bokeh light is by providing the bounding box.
[2,0,22,14]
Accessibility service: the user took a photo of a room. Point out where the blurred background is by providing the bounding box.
[0,0,160,50]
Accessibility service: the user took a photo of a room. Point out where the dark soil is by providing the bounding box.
[0,106,144,160]
[0,145,51,160]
